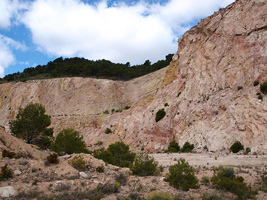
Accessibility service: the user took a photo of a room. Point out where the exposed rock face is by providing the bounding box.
[86,0,267,153]
[0,67,166,133]
[0,0,266,153]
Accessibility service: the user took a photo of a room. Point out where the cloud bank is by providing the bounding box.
[0,34,27,77]
[22,0,234,65]
[0,0,235,77]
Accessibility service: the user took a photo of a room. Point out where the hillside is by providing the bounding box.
[0,54,173,82]
[0,0,266,154]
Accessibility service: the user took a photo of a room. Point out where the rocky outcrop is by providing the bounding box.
[0,0,266,153]
[86,0,267,153]
[0,67,166,133]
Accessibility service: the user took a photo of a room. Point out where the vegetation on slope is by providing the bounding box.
[0,54,174,83]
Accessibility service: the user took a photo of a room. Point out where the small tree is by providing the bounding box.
[211,167,255,199]
[164,158,199,191]
[10,103,51,144]
[230,141,244,153]
[52,128,88,155]
[181,142,194,153]
[131,154,159,176]
[260,82,267,95]
[167,141,180,152]
[107,142,136,167]
[93,142,136,168]
[155,109,166,122]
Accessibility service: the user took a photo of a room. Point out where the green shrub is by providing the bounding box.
[253,80,259,86]
[155,109,166,122]
[237,86,243,91]
[258,93,263,100]
[181,142,194,153]
[96,182,120,194]
[46,153,59,164]
[202,192,223,200]
[125,106,131,110]
[96,166,105,173]
[93,142,136,168]
[0,164,13,181]
[68,155,87,171]
[2,149,16,158]
[260,82,267,95]
[211,167,255,200]
[103,110,109,114]
[260,172,267,193]
[128,193,143,200]
[167,141,180,153]
[131,154,159,176]
[105,128,112,134]
[230,141,244,153]
[201,176,210,186]
[146,191,173,200]
[164,158,199,191]
[115,173,128,186]
[245,147,251,154]
[9,103,51,145]
[35,135,52,150]
[52,128,88,155]
[164,103,169,107]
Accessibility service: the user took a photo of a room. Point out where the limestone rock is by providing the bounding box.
[0,186,15,198]
[79,172,88,179]
[14,169,22,176]
[0,0,266,153]
[54,181,71,191]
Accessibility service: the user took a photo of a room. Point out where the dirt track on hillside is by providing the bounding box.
[150,153,267,168]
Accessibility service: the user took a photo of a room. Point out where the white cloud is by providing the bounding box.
[21,0,234,64]
[0,34,27,77]
[0,0,28,29]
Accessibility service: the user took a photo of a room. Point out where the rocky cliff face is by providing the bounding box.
[0,0,266,153]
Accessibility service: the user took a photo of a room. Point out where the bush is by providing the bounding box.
[164,158,199,191]
[253,80,259,86]
[201,176,210,186]
[230,141,244,153]
[155,109,166,122]
[68,155,87,171]
[146,191,173,200]
[9,103,51,144]
[245,147,251,154]
[2,149,16,158]
[46,153,59,165]
[128,193,143,200]
[125,106,131,110]
[96,182,120,194]
[237,86,243,91]
[115,173,128,186]
[0,164,13,181]
[167,141,180,152]
[202,192,223,200]
[52,128,88,155]
[260,82,267,95]
[131,154,159,176]
[260,172,267,193]
[96,166,105,173]
[35,135,52,150]
[105,128,112,134]
[181,142,194,153]
[211,167,255,200]
[93,142,136,168]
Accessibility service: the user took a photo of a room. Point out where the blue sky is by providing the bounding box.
[0,0,234,77]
